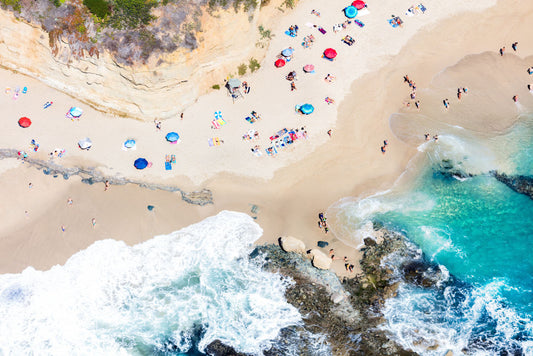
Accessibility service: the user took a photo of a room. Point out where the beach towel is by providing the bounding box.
[354,19,365,27]
[208,137,222,147]
[318,27,327,34]
[285,30,297,37]
[212,117,226,129]
[165,161,172,170]
[357,8,370,16]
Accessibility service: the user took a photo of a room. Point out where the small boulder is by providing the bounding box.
[279,236,306,254]
[317,240,329,248]
[363,237,377,247]
[309,249,332,270]
[331,293,344,304]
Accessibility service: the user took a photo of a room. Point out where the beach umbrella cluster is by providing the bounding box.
[18,117,31,128]
[299,104,314,115]
[69,106,83,118]
[352,0,365,9]
[124,139,136,149]
[324,48,337,59]
[165,132,180,143]
[134,158,148,170]
[303,64,315,73]
[78,137,92,150]
[344,6,358,18]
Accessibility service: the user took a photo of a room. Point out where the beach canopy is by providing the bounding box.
[165,132,180,142]
[124,139,136,149]
[78,137,92,150]
[300,104,314,115]
[352,0,365,9]
[344,6,358,18]
[303,64,315,72]
[275,58,286,68]
[18,117,31,128]
[324,48,337,59]
[134,158,148,170]
[228,78,241,88]
[69,107,83,118]
[281,48,294,57]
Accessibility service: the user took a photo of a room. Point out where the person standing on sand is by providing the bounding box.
[512,42,518,51]
[513,95,518,102]
[327,129,332,137]
[180,113,184,120]
[424,133,430,141]
[499,47,505,56]
[415,100,420,109]
[457,90,462,100]
[381,145,386,154]
[443,99,449,109]
[104,180,110,191]
[92,218,96,228]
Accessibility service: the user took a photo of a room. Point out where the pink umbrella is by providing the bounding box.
[324,48,337,59]
[303,64,315,72]
[352,0,365,10]
[275,58,286,68]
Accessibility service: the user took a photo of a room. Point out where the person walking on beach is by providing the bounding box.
[381,145,386,154]
[512,42,518,51]
[290,82,296,91]
[327,129,332,137]
[499,47,505,56]
[180,113,184,120]
[104,180,110,191]
[457,89,462,100]
[92,218,96,228]
[443,99,450,109]
[513,95,518,103]
[415,100,420,109]
[424,133,430,141]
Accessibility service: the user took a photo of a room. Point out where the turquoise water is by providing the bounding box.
[334,114,533,354]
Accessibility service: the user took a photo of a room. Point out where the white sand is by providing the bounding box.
[1,0,533,277]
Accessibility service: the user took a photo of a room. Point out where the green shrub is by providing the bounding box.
[248,58,260,72]
[109,0,156,29]
[1,0,21,11]
[83,0,110,19]
[258,25,272,40]
[237,63,247,76]
[50,0,61,8]
[212,84,220,90]
[283,0,296,9]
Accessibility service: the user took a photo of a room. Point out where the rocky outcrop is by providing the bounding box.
[0,149,213,205]
[278,236,306,254]
[307,248,332,270]
[0,1,280,120]
[253,232,421,355]
[491,171,533,199]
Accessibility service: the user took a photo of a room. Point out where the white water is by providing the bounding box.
[0,211,302,355]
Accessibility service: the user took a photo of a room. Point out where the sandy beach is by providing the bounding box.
[1,0,533,279]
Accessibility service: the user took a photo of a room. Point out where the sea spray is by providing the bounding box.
[330,114,533,354]
[0,211,302,355]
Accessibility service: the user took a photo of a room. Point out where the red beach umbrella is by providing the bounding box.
[275,58,286,68]
[18,117,31,128]
[352,0,365,10]
[324,48,337,59]
[303,64,315,72]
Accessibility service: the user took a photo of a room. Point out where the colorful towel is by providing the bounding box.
[212,117,226,129]
[165,161,172,170]
[208,137,222,147]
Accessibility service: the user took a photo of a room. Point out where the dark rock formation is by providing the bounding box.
[0,150,213,206]
[206,340,251,356]
[253,230,420,356]
[491,171,533,199]
[435,159,473,180]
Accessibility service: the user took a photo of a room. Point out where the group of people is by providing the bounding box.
[499,42,518,56]
[424,133,438,142]
[318,212,329,233]
[380,139,389,154]
[403,74,420,109]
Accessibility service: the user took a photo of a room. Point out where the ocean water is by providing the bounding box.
[331,113,533,355]
[0,211,305,355]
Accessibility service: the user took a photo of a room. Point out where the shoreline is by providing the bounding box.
[2,0,533,278]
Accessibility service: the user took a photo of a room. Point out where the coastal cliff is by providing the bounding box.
[0,1,281,120]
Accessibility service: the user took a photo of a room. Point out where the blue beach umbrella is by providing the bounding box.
[134,158,148,170]
[282,48,294,57]
[300,104,314,115]
[344,6,358,18]
[165,132,180,142]
[124,139,136,148]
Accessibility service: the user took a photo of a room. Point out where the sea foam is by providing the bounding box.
[0,211,302,355]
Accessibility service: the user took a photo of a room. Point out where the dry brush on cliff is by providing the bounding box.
[0,0,269,65]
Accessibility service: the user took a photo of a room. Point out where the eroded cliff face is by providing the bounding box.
[0,3,277,120]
